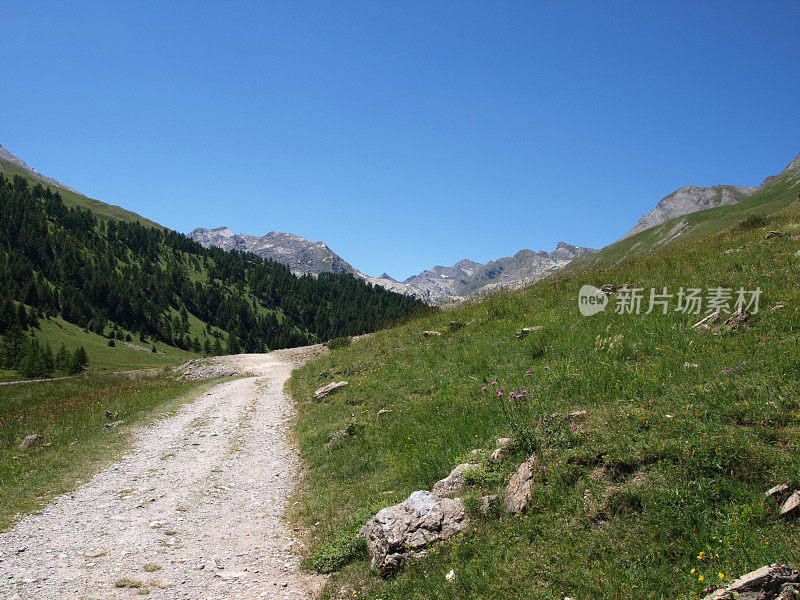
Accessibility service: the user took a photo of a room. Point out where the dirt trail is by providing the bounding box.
[0,349,326,599]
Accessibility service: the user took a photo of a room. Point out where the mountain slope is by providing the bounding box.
[288,191,800,600]
[571,150,800,270]
[623,184,759,238]
[0,174,429,376]
[0,143,163,228]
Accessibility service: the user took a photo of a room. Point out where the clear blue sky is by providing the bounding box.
[3,1,799,279]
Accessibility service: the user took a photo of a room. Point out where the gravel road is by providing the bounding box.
[0,350,326,599]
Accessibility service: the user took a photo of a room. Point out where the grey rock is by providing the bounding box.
[490,448,508,462]
[376,409,393,418]
[624,184,759,239]
[780,491,800,518]
[503,455,539,514]
[701,564,798,600]
[20,434,44,450]
[478,495,499,515]
[765,483,791,499]
[432,464,478,497]
[515,326,542,337]
[360,490,468,577]
[496,437,515,449]
[766,230,785,239]
[422,331,442,337]
[313,381,348,401]
[104,420,124,428]
[722,309,749,328]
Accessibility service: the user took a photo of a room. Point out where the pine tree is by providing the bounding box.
[68,346,88,374]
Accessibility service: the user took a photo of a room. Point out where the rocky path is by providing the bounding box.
[0,350,325,600]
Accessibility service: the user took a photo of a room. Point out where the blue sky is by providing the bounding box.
[2,1,799,279]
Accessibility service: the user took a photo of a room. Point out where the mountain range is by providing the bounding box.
[4,141,800,305]
[188,226,596,303]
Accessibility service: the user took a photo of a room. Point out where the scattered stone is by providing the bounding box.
[149,578,172,589]
[148,520,165,529]
[693,311,721,331]
[769,302,787,313]
[313,381,348,401]
[19,434,44,450]
[422,331,442,337]
[722,308,750,328]
[360,490,468,577]
[779,491,800,518]
[478,494,499,515]
[105,420,124,428]
[765,482,791,499]
[600,284,617,294]
[432,463,478,497]
[469,448,484,456]
[449,321,467,330]
[84,547,107,558]
[503,455,539,514]
[495,437,515,449]
[515,326,543,338]
[490,448,508,462]
[568,410,588,420]
[324,420,358,451]
[446,569,456,582]
[216,571,247,581]
[683,362,699,370]
[701,564,798,600]
[766,230,785,239]
[377,409,393,418]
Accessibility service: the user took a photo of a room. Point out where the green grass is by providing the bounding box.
[0,372,221,530]
[289,203,800,599]
[30,316,197,374]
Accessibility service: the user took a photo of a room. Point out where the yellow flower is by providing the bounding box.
[718,573,724,579]
[691,568,696,574]
[699,575,705,582]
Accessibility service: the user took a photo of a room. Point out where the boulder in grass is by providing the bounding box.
[313,381,348,401]
[701,564,798,600]
[779,491,800,518]
[432,463,478,497]
[20,434,44,450]
[360,491,468,577]
[422,331,442,337]
[503,455,539,514]
[722,308,750,328]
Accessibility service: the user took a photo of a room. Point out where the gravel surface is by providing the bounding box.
[0,350,326,599]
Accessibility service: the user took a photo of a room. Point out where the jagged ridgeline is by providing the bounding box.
[0,173,431,352]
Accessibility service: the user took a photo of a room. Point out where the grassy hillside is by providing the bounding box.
[0,157,164,228]
[572,157,800,269]
[0,173,429,379]
[289,200,800,599]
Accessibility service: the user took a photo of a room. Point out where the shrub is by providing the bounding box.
[736,213,768,230]
[325,336,352,350]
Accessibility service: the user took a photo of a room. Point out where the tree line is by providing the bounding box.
[0,173,431,372]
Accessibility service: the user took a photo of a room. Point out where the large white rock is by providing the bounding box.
[360,491,468,576]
